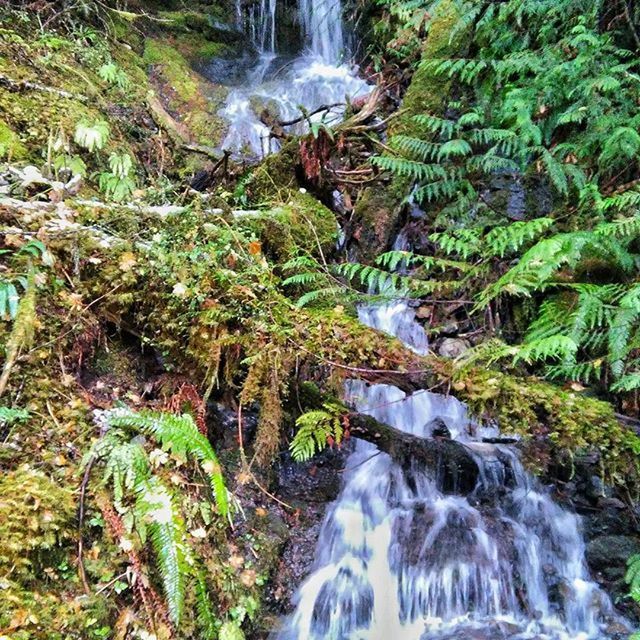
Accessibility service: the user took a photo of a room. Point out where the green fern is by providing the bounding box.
[194,567,218,640]
[484,218,555,258]
[107,409,229,516]
[89,408,229,632]
[626,554,640,604]
[290,402,344,462]
[135,476,190,626]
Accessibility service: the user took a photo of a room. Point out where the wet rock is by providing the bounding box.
[208,401,258,449]
[277,447,348,503]
[441,320,459,335]
[351,186,404,262]
[598,497,627,510]
[427,417,451,439]
[437,337,470,358]
[605,619,633,637]
[586,535,640,572]
[586,475,614,500]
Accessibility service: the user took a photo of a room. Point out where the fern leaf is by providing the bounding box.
[136,477,189,626]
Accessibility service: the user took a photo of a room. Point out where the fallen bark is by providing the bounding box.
[347,411,480,494]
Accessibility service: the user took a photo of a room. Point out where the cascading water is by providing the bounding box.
[276,294,626,639]
[218,0,368,157]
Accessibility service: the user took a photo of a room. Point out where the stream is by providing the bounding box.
[209,1,629,638]
[276,298,623,639]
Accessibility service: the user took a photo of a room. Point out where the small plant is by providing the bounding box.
[48,126,86,179]
[98,152,136,202]
[98,62,131,91]
[74,120,110,152]
[290,402,346,461]
[626,554,640,639]
[0,240,52,320]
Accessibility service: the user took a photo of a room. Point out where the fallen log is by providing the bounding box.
[0,73,88,102]
[347,412,480,494]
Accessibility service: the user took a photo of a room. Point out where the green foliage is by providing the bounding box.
[97,62,130,91]
[290,402,345,461]
[89,408,228,632]
[369,0,640,400]
[626,554,640,635]
[0,405,30,429]
[106,409,228,516]
[74,120,109,152]
[98,152,136,202]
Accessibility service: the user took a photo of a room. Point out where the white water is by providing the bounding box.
[277,297,622,639]
[219,0,368,158]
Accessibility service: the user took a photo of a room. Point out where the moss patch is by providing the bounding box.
[431,360,640,491]
[0,466,75,580]
[144,37,229,148]
[390,0,465,137]
[235,190,337,260]
[0,118,27,160]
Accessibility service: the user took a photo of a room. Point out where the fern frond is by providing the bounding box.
[626,554,640,601]
[484,217,555,257]
[194,567,218,639]
[135,476,189,626]
[290,403,344,462]
[107,410,229,516]
[514,335,578,364]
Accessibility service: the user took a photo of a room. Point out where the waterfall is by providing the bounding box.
[218,0,367,158]
[248,0,277,54]
[299,0,345,63]
[276,296,625,639]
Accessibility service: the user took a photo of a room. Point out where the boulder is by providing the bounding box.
[586,535,640,573]
[437,337,470,359]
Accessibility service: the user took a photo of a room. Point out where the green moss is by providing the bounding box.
[391,0,465,137]
[0,465,75,580]
[0,118,27,160]
[234,190,337,260]
[352,186,404,262]
[387,0,466,204]
[245,140,301,202]
[0,580,112,640]
[144,37,229,147]
[436,362,640,490]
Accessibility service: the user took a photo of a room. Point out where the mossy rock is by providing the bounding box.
[244,139,301,202]
[234,190,337,260]
[0,465,75,581]
[390,0,466,138]
[352,186,405,262]
[144,37,229,149]
[158,10,240,43]
[435,362,640,490]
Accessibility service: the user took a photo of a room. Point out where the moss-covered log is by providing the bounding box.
[348,412,480,493]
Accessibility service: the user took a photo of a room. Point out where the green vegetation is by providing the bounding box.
[3,0,640,634]
[361,0,640,402]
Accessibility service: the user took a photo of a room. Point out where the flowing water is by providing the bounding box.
[276,299,624,639]
[219,0,369,158]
